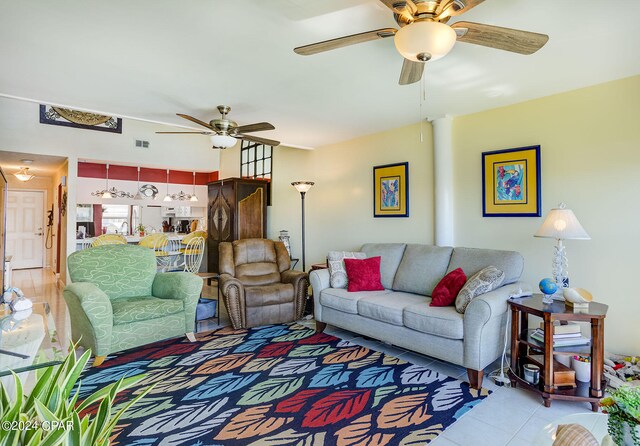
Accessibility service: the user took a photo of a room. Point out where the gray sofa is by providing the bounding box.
[309,243,527,389]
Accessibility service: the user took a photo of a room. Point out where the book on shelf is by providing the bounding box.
[530,329,590,346]
[532,328,581,339]
[538,322,581,335]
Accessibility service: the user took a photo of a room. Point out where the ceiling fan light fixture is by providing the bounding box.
[394,21,457,63]
[210,134,238,149]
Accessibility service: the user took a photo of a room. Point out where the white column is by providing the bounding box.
[433,116,454,247]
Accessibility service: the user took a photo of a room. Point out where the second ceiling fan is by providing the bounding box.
[156,105,280,149]
[294,0,549,85]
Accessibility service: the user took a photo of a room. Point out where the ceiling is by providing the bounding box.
[0,151,67,176]
[1,0,639,148]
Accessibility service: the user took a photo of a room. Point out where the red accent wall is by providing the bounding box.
[78,162,218,185]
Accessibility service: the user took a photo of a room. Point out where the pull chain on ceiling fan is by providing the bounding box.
[294,0,549,86]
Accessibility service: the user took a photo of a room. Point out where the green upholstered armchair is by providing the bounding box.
[64,244,202,366]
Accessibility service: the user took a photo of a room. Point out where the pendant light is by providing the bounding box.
[163,169,172,202]
[91,163,134,199]
[190,171,199,202]
[133,167,143,200]
[14,167,35,182]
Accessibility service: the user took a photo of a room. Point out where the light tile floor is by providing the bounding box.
[13,268,596,446]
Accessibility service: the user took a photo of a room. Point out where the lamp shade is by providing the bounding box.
[210,134,238,149]
[291,181,314,193]
[534,203,590,240]
[394,21,457,62]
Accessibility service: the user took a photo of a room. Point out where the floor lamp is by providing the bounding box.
[291,181,314,271]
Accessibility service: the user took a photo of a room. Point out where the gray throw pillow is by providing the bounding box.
[455,265,505,313]
[328,251,367,289]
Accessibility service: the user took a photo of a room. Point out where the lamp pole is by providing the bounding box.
[291,181,314,272]
[300,190,307,271]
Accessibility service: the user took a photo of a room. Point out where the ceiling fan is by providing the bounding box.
[156,105,280,148]
[294,0,549,85]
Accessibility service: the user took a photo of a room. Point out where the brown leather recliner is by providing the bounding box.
[218,238,309,329]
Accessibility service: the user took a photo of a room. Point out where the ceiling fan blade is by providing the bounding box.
[294,28,396,55]
[236,122,275,133]
[378,0,417,22]
[176,113,214,130]
[452,21,549,55]
[155,131,212,134]
[399,58,425,85]
[437,0,484,20]
[237,134,281,147]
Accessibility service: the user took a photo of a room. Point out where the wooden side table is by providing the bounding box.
[508,295,608,412]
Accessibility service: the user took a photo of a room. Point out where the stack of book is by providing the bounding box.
[530,322,590,347]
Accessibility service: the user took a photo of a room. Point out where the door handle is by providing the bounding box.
[35,233,43,236]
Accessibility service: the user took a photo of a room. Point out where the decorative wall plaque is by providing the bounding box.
[40,105,122,133]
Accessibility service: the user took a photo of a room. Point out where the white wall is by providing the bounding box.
[221,122,435,267]
[452,75,640,355]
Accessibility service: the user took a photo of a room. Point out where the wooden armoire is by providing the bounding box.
[207,178,268,272]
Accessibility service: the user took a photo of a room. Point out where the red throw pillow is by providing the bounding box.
[344,257,385,292]
[430,268,467,306]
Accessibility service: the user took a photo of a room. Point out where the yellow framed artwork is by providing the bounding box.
[373,162,409,218]
[482,145,541,217]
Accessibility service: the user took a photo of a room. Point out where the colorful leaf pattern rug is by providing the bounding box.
[79,323,491,445]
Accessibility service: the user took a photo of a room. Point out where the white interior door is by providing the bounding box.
[6,190,45,269]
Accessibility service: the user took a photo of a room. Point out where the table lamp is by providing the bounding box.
[534,203,590,296]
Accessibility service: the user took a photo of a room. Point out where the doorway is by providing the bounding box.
[6,190,46,269]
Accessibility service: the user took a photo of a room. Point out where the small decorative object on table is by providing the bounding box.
[279,230,292,257]
[539,278,558,304]
[600,386,640,446]
[564,287,592,312]
[572,355,592,383]
[524,363,541,385]
[136,223,145,237]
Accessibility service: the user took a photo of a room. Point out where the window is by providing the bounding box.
[101,205,130,234]
[240,140,273,205]
[241,141,272,180]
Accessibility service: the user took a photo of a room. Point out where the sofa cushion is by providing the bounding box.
[431,268,467,307]
[320,288,392,314]
[455,266,505,314]
[392,244,453,296]
[328,251,367,289]
[361,243,407,289]
[446,247,523,285]
[357,292,426,326]
[344,257,385,292]
[245,283,294,307]
[112,296,184,325]
[403,301,464,340]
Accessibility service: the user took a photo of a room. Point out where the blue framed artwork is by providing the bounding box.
[373,162,409,218]
[482,145,541,217]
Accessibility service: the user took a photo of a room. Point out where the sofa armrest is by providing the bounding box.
[281,270,309,320]
[463,281,531,370]
[152,272,203,332]
[309,269,330,323]
[219,273,247,329]
[63,283,113,356]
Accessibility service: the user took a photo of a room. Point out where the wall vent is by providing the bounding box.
[134,139,150,149]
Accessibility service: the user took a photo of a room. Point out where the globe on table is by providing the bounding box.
[539,278,558,303]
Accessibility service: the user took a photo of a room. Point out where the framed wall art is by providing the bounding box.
[482,145,541,217]
[373,162,409,218]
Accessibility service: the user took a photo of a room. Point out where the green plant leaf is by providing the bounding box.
[75,374,144,412]
[25,366,55,410]
[34,399,58,423]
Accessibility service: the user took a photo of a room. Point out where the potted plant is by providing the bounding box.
[601,386,640,445]
[0,348,151,445]
[136,223,146,237]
